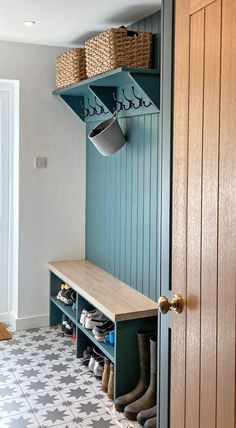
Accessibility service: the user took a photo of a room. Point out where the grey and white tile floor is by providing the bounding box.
[0,326,140,428]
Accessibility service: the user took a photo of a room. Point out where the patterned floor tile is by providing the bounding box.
[0,338,27,350]
[48,422,82,428]
[20,377,55,395]
[44,362,76,376]
[61,385,95,403]
[0,370,17,386]
[14,366,48,382]
[0,411,40,427]
[0,395,31,417]
[0,360,11,372]
[0,382,24,401]
[36,404,75,427]
[70,397,107,420]
[51,372,85,388]
[28,390,64,411]
[3,345,34,359]
[78,413,120,427]
[8,355,40,370]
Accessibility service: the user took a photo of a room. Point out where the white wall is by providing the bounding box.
[0,41,86,328]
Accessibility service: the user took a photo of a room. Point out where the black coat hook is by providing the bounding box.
[131,86,143,109]
[80,100,89,118]
[112,91,123,112]
[122,89,133,111]
[93,97,105,115]
[143,99,152,108]
[87,98,97,116]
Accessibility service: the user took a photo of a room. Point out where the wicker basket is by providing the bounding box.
[56,48,86,89]
[85,28,153,78]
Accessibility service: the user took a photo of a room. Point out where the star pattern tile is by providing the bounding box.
[0,325,135,428]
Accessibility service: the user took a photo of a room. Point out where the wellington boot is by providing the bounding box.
[137,405,157,426]
[101,358,110,393]
[107,363,114,400]
[114,330,154,412]
[124,336,157,421]
[144,417,157,428]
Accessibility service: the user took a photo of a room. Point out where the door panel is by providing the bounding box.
[217,0,236,425]
[171,0,236,427]
[186,9,204,427]
[200,2,221,426]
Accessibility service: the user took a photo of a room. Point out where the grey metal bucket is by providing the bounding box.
[88,114,126,156]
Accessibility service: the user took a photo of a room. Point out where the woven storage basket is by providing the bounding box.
[85,28,153,78]
[56,48,86,89]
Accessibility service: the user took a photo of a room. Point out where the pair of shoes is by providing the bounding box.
[101,358,114,400]
[61,315,76,337]
[80,308,108,330]
[88,348,105,379]
[114,332,157,422]
[92,320,114,342]
[57,284,76,306]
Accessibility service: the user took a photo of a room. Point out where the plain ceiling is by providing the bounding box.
[0,0,161,47]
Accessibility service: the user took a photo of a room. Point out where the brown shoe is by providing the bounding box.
[107,363,114,400]
[101,358,110,393]
[137,405,157,426]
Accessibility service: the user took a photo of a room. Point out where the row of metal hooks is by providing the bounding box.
[81,86,153,118]
[113,86,152,112]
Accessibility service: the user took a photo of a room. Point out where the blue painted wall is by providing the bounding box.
[86,12,163,302]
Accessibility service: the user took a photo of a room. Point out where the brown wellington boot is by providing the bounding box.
[101,358,110,393]
[124,336,157,421]
[144,417,157,428]
[114,330,154,412]
[107,363,114,400]
[137,405,157,426]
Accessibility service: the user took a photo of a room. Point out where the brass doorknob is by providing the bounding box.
[158,294,184,314]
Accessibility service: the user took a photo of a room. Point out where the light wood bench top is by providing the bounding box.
[48,260,158,322]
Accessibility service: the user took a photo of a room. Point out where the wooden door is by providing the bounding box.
[171,0,236,427]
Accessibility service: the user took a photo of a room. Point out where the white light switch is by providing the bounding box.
[34,157,47,169]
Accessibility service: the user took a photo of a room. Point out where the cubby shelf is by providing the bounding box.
[76,323,115,362]
[52,67,160,122]
[50,296,76,324]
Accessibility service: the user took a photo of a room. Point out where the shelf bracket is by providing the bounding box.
[60,95,84,121]
[129,72,160,111]
[89,86,116,114]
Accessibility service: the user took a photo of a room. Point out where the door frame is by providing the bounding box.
[0,80,19,323]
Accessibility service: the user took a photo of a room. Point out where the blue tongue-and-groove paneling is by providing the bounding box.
[86,12,162,302]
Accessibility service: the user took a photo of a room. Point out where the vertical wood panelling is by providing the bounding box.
[172,0,236,426]
[186,10,205,428]
[86,12,163,301]
[86,113,160,299]
[217,0,236,425]
[200,2,221,426]
[171,0,189,424]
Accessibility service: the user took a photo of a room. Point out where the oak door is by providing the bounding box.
[168,0,236,427]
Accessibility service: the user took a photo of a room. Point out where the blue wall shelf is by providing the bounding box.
[52,67,160,122]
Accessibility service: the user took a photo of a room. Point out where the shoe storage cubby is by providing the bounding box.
[49,259,158,398]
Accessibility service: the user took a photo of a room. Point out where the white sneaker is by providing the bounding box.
[80,309,97,326]
[85,313,108,330]
[88,356,96,372]
[93,360,104,379]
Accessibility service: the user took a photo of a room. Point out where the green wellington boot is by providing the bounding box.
[144,417,157,428]
[114,330,154,413]
[124,336,157,421]
[137,405,157,426]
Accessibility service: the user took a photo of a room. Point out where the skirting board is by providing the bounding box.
[0,312,11,323]
[0,312,49,330]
